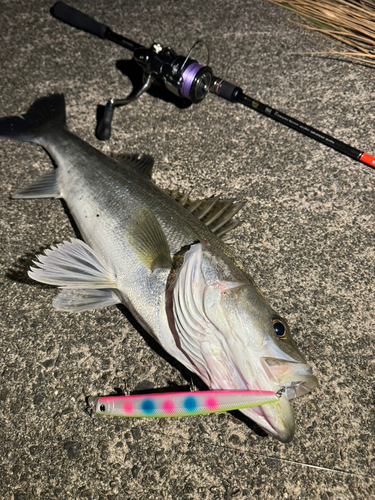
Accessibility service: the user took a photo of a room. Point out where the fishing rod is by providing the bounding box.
[51,2,375,169]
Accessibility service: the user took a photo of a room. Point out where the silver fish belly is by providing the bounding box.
[0,94,318,442]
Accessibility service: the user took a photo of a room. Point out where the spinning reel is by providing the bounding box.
[98,40,213,140]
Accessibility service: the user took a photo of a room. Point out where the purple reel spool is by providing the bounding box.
[179,62,212,103]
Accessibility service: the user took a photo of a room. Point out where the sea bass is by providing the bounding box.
[0,94,318,442]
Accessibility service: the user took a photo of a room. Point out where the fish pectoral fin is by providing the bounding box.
[118,153,154,178]
[28,238,118,288]
[53,288,120,312]
[127,208,172,272]
[12,170,60,199]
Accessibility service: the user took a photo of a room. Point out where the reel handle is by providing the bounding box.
[51,2,108,38]
[96,100,115,141]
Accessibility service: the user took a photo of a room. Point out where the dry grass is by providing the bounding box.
[268,0,375,65]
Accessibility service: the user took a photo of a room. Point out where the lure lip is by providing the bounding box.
[87,396,99,416]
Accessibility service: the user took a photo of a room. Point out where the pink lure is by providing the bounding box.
[89,390,279,418]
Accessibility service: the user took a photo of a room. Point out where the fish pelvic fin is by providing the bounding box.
[127,208,173,272]
[166,189,246,239]
[53,288,120,312]
[12,170,60,199]
[0,94,66,144]
[28,238,118,289]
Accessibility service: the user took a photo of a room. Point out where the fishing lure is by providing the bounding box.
[88,390,279,418]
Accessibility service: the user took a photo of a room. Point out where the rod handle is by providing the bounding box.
[51,2,108,39]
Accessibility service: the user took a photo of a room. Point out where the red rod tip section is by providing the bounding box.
[360,152,375,168]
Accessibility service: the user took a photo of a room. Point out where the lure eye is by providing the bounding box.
[99,404,106,412]
[272,318,288,338]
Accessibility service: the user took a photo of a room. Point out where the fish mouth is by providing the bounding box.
[262,357,319,401]
[238,357,318,443]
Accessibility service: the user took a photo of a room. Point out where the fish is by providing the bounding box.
[88,390,280,418]
[0,94,318,442]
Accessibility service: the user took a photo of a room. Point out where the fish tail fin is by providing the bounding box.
[0,94,66,145]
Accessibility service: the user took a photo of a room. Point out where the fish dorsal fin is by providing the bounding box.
[166,189,246,239]
[28,238,118,288]
[117,153,154,178]
[12,170,60,199]
[127,208,172,272]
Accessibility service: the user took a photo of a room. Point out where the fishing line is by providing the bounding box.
[162,431,374,479]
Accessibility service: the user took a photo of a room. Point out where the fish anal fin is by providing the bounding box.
[127,208,172,272]
[53,288,120,312]
[12,170,60,199]
[28,238,118,288]
[165,189,246,239]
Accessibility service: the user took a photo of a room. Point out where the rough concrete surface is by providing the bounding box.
[0,0,374,499]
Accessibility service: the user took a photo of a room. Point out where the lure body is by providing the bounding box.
[88,390,279,418]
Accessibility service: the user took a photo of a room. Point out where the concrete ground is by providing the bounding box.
[0,0,374,499]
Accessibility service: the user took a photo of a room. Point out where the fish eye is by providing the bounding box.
[272,318,288,338]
